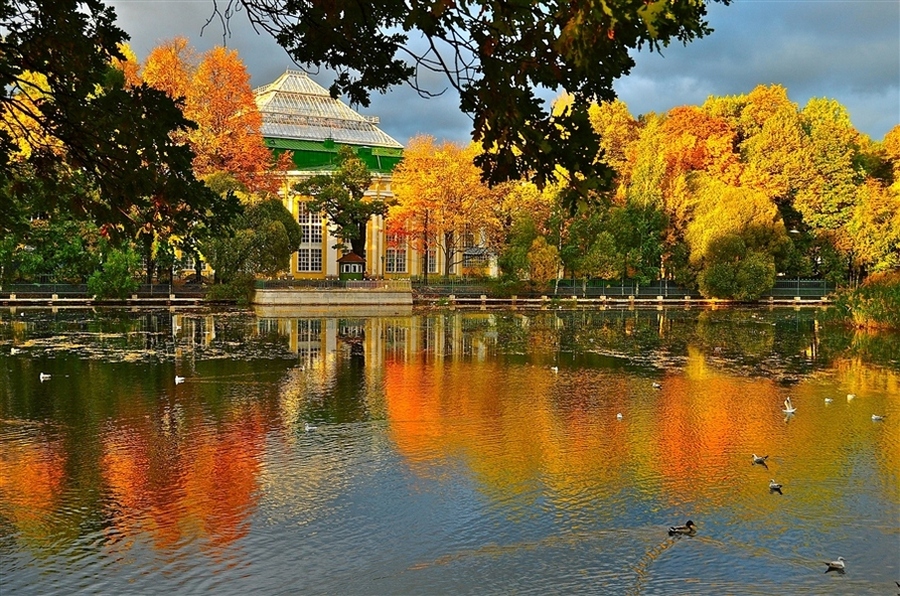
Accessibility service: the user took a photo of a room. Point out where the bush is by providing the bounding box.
[87,248,140,299]
[840,271,900,329]
[697,235,775,300]
[205,273,255,306]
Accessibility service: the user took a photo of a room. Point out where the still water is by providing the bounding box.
[1,306,898,594]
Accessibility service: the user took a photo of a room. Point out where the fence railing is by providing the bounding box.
[1,283,206,297]
[2,278,836,301]
[412,278,836,300]
[255,279,412,292]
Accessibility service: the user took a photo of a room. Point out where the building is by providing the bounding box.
[255,69,496,280]
[255,69,402,278]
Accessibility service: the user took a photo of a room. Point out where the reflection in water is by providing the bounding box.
[0,306,898,594]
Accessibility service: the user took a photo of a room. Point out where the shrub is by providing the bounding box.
[87,248,140,299]
[205,273,255,306]
[841,271,900,329]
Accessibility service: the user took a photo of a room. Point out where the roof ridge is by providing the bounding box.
[254,70,403,149]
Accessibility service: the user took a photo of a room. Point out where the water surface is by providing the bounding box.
[1,306,898,594]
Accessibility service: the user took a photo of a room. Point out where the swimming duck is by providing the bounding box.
[769,479,783,494]
[174,375,185,384]
[304,422,317,432]
[616,413,623,420]
[824,397,833,403]
[872,414,885,421]
[847,393,856,401]
[667,520,697,536]
[752,454,769,466]
[782,398,797,414]
[824,556,845,573]
[550,366,559,373]
[652,382,662,389]
[39,372,51,382]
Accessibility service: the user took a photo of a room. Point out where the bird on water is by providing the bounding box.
[668,520,697,536]
[782,397,797,414]
[752,454,769,466]
[824,557,845,574]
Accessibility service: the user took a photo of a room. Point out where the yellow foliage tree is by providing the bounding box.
[389,135,505,278]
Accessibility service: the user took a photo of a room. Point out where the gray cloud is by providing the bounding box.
[615,1,899,140]
[110,0,899,145]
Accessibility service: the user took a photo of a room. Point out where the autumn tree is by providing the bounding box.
[527,237,560,286]
[187,47,276,192]
[295,146,384,259]
[389,136,503,278]
[848,179,900,273]
[588,100,640,184]
[496,182,558,282]
[141,39,276,194]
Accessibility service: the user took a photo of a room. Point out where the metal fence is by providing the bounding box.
[766,279,835,299]
[1,283,206,297]
[412,278,836,301]
[255,279,412,291]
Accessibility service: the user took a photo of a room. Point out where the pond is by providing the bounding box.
[1,306,898,594]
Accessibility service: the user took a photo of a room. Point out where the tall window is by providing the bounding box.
[298,248,323,272]
[298,202,323,244]
[297,202,323,272]
[385,235,407,274]
[426,249,437,274]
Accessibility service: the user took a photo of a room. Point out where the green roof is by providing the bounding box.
[265,137,403,174]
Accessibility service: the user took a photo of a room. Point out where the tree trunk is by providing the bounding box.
[351,220,367,260]
[443,230,454,278]
[194,251,203,284]
[422,211,430,284]
[142,236,154,285]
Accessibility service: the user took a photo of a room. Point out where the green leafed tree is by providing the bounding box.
[696,234,775,301]
[294,146,385,259]
[201,198,302,284]
[87,247,141,300]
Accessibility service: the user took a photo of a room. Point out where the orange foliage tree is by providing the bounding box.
[141,38,276,195]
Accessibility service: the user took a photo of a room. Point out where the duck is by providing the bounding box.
[752,454,769,465]
[616,413,623,421]
[304,422,318,432]
[39,372,51,382]
[847,393,856,401]
[550,366,559,373]
[174,375,185,384]
[872,414,885,421]
[824,397,833,404]
[10,347,21,355]
[782,398,797,414]
[824,556,845,573]
[652,382,662,389]
[667,520,697,536]
[769,479,783,494]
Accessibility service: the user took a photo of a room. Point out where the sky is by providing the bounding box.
[109,0,899,147]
